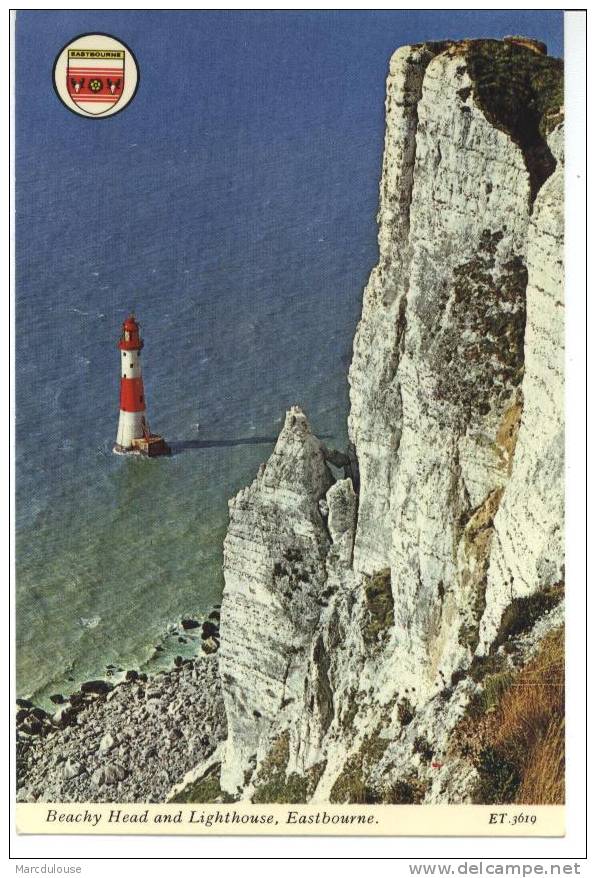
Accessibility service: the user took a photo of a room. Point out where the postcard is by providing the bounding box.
[13,8,579,843]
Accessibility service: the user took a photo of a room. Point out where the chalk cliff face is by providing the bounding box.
[217,38,564,801]
[479,121,564,649]
[219,407,333,791]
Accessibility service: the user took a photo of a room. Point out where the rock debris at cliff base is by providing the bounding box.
[17,656,226,803]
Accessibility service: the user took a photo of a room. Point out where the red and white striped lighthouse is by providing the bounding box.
[113,315,170,457]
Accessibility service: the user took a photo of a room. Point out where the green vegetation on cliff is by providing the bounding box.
[362,569,394,646]
[169,763,236,804]
[466,39,563,201]
[251,731,326,803]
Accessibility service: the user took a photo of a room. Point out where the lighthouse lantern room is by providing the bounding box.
[113,315,171,457]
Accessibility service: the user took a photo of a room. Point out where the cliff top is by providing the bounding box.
[398,36,563,203]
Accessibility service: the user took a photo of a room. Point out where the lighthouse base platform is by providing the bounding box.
[113,434,171,458]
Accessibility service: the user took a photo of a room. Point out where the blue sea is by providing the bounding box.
[15,11,563,703]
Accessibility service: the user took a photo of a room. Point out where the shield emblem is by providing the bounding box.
[67,48,125,116]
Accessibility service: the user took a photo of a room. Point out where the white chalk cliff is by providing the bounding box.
[216,38,564,802]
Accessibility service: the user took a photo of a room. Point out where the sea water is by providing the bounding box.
[16,138,377,701]
[15,10,563,703]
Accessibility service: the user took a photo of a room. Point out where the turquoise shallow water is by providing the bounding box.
[15,10,563,704]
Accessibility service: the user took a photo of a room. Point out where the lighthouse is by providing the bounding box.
[113,315,170,457]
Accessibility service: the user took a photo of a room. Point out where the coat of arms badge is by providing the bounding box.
[66,48,125,115]
[53,33,138,118]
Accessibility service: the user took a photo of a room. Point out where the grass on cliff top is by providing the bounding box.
[456,626,565,805]
[467,40,563,136]
[466,40,563,201]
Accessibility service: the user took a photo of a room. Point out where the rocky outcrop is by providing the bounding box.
[211,38,564,803]
[219,406,333,791]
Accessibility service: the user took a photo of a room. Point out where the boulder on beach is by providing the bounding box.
[16,698,33,709]
[181,618,200,630]
[81,680,113,696]
[53,705,75,727]
[21,716,43,736]
[202,636,219,655]
[99,732,117,753]
[63,758,85,781]
[92,763,127,786]
[201,620,219,639]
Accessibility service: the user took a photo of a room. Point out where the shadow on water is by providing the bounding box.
[171,436,278,453]
[171,434,334,454]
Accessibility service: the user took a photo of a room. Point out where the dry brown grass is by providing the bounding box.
[496,626,565,804]
[494,627,564,752]
[451,625,565,804]
[515,715,565,804]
